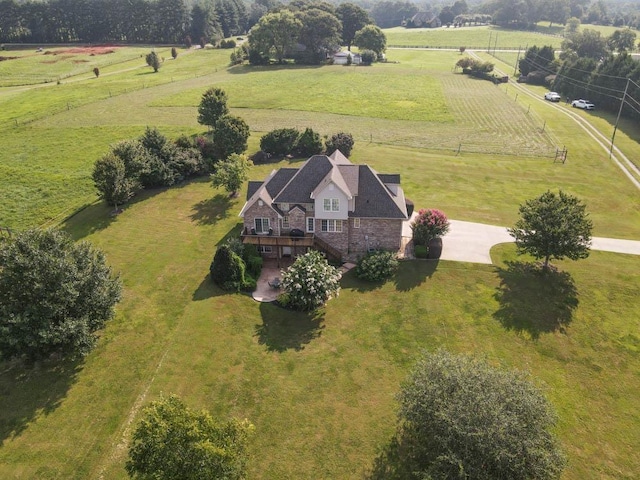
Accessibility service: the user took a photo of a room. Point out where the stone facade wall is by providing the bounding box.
[348,218,403,255]
[244,202,279,235]
[286,208,306,232]
[314,219,349,254]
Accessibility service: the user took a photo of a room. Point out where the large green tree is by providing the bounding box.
[197,87,229,129]
[211,115,250,160]
[0,229,122,361]
[508,190,593,270]
[126,395,252,480]
[391,350,566,480]
[145,50,161,72]
[561,28,609,60]
[336,3,371,51]
[295,7,342,64]
[248,10,302,63]
[211,153,251,196]
[370,1,418,28]
[607,29,637,52]
[353,25,387,59]
[92,153,139,210]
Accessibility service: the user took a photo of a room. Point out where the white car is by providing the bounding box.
[544,92,561,102]
[571,99,595,110]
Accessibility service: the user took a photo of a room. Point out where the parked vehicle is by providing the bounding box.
[571,99,595,110]
[544,92,561,102]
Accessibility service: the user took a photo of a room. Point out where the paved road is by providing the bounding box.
[439,219,640,264]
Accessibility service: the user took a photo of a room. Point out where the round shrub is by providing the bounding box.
[295,128,323,157]
[325,132,355,157]
[260,128,300,156]
[411,208,450,246]
[281,250,342,311]
[210,244,246,291]
[355,250,399,282]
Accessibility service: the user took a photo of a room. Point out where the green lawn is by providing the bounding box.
[0,37,639,480]
[0,179,638,479]
[385,25,565,49]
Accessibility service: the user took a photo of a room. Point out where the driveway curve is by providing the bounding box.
[440,219,640,264]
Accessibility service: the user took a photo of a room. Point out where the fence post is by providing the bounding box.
[541,120,546,132]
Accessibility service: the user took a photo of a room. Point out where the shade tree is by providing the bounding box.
[353,25,387,59]
[391,349,566,480]
[508,190,592,270]
[210,153,251,197]
[197,87,230,130]
[336,3,371,51]
[0,229,122,362]
[126,394,252,480]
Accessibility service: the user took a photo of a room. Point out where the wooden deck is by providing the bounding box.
[241,234,315,248]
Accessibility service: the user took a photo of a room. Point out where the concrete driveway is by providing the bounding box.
[436,219,640,265]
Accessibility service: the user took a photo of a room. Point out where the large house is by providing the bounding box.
[239,150,410,263]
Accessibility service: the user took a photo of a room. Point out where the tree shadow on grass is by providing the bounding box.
[254,302,325,352]
[394,260,439,292]
[190,193,233,226]
[228,63,323,75]
[340,269,384,293]
[365,432,418,480]
[192,274,234,301]
[0,358,82,445]
[493,261,579,339]
[63,186,171,240]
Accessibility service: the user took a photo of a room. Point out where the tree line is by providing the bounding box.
[0,0,246,44]
[518,21,640,119]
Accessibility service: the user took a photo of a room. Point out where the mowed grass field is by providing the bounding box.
[0,38,640,479]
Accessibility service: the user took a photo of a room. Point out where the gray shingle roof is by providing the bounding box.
[377,174,400,184]
[265,168,297,198]
[352,166,407,218]
[244,155,407,220]
[246,181,263,200]
[274,155,334,203]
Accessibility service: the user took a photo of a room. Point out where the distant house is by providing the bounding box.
[333,51,362,65]
[239,151,409,262]
[406,12,442,28]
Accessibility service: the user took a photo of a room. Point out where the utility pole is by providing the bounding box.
[487,31,492,53]
[513,46,521,76]
[610,77,630,158]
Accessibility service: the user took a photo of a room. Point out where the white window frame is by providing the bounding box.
[321,219,342,233]
[307,217,315,233]
[353,218,360,228]
[323,198,340,212]
[254,217,270,234]
[281,216,290,229]
[258,246,272,253]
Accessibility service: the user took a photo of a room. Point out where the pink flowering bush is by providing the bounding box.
[411,209,450,246]
[279,250,342,311]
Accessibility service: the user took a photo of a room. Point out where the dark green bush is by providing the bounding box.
[260,128,300,156]
[210,244,246,291]
[219,39,236,48]
[246,256,263,278]
[360,50,376,65]
[325,132,355,157]
[414,245,428,258]
[243,243,259,261]
[242,275,257,292]
[295,128,323,157]
[355,251,399,281]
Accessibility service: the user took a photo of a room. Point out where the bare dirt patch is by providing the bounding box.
[61,46,117,55]
[0,56,19,62]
